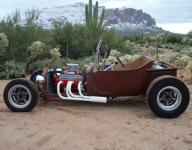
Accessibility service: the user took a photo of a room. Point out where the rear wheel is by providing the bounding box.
[146,76,190,118]
[3,79,39,112]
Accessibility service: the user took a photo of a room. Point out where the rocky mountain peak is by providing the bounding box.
[20,2,161,34]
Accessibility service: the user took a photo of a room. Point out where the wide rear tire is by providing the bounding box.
[146,76,190,118]
[3,79,39,112]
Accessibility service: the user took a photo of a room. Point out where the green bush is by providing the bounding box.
[28,56,96,72]
[117,35,136,42]
[153,54,170,62]
[168,44,175,49]
[169,56,177,63]
[136,40,146,45]
[116,40,136,55]
[28,59,66,73]
[182,48,192,57]
[181,45,191,52]
[166,34,183,44]
[150,48,156,56]
[187,30,192,38]
[0,61,25,79]
[175,56,191,68]
[181,37,192,46]
[173,44,182,52]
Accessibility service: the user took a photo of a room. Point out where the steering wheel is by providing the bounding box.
[114,54,125,69]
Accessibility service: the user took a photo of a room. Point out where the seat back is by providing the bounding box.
[114,56,153,70]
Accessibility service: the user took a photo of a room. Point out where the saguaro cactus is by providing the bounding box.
[85,0,105,29]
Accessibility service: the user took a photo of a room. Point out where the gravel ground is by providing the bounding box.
[0,76,192,150]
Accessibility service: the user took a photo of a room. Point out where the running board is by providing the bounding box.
[57,81,107,103]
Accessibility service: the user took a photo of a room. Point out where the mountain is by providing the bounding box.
[22,2,165,35]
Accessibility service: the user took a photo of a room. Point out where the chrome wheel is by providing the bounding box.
[157,86,182,111]
[8,85,31,109]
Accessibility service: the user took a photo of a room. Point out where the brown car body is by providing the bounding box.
[86,56,177,97]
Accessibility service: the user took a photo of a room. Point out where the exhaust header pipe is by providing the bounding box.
[57,81,107,103]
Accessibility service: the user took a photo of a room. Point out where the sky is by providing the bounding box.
[0,0,191,34]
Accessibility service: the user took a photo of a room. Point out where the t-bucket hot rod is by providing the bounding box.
[3,38,190,118]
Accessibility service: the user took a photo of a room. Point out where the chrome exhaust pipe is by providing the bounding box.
[57,81,107,103]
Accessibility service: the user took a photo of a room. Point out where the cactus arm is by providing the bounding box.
[95,1,98,20]
[93,7,96,20]
[85,4,89,27]
[97,9,105,31]
[88,0,92,21]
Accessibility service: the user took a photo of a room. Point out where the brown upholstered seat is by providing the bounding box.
[113,56,153,70]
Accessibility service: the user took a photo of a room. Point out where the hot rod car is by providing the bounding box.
[3,38,190,118]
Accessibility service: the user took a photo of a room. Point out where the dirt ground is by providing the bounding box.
[0,73,192,150]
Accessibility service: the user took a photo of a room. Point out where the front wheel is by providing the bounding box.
[3,79,39,112]
[146,76,190,118]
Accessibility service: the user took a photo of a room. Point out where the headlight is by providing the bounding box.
[36,75,45,85]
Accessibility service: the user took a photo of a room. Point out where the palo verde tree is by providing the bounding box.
[51,20,74,62]
[0,8,50,62]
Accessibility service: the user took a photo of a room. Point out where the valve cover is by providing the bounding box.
[58,74,84,81]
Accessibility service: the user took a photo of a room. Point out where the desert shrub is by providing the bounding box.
[168,44,175,49]
[186,61,192,72]
[175,56,191,68]
[143,32,151,42]
[156,33,166,43]
[120,54,141,63]
[105,49,121,64]
[135,51,145,56]
[153,54,170,62]
[28,59,66,73]
[49,48,61,63]
[186,60,192,83]
[182,48,192,57]
[136,44,141,49]
[79,56,94,65]
[166,34,183,44]
[161,45,166,48]
[144,42,149,48]
[116,40,135,55]
[173,45,182,52]
[180,45,191,52]
[117,35,136,43]
[0,61,25,79]
[68,57,95,70]
[181,37,192,46]
[169,53,183,63]
[164,43,170,48]
[136,40,146,45]
[0,33,9,54]
[150,48,157,56]
[148,42,155,47]
[28,41,45,62]
[121,41,135,55]
[169,56,177,63]
[187,30,192,38]
[158,48,165,54]
[29,56,95,71]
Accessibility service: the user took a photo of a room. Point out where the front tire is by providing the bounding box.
[3,79,39,112]
[146,76,190,118]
